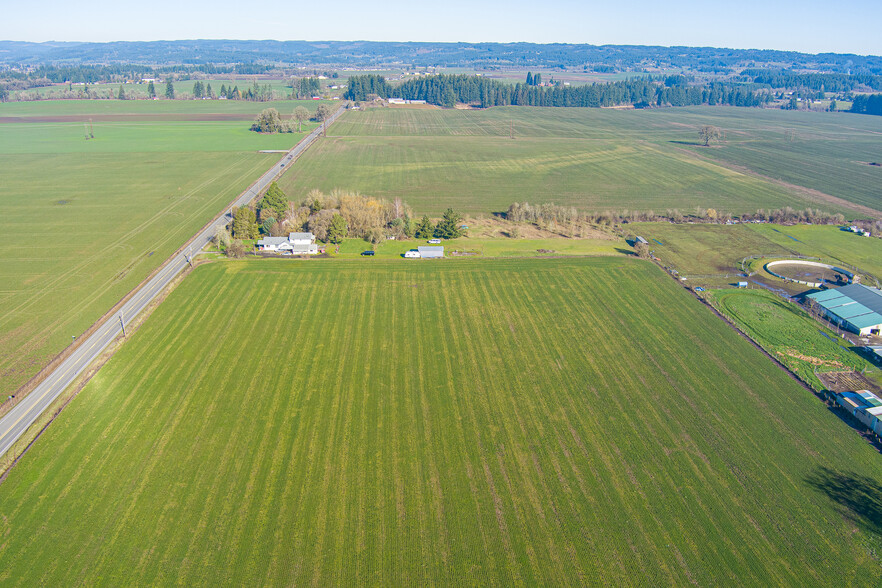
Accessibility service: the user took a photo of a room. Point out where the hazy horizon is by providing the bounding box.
[2,0,880,56]
[2,38,880,59]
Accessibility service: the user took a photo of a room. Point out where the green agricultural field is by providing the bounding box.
[634,222,882,279]
[1,258,881,585]
[278,106,881,216]
[329,235,625,258]
[708,289,874,389]
[15,80,296,101]
[651,108,882,214]
[0,98,325,117]
[0,99,331,396]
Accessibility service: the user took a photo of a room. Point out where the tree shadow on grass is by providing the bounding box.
[805,466,882,536]
[669,140,703,146]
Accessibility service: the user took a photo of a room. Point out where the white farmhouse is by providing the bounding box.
[257,232,319,255]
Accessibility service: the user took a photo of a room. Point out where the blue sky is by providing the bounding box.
[3,0,880,55]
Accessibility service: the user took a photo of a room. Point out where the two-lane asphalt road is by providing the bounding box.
[0,107,343,460]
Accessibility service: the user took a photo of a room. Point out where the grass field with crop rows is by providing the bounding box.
[1,258,880,585]
[278,106,881,216]
[0,99,329,396]
[709,289,874,389]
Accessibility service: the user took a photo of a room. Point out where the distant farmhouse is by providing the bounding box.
[256,232,318,255]
[807,283,882,336]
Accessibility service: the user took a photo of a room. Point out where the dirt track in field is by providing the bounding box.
[0,113,256,124]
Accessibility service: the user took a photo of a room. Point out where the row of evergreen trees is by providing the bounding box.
[343,75,392,101]
[345,74,769,109]
[291,77,321,98]
[741,69,882,92]
[850,94,882,116]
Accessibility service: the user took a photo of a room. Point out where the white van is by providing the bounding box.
[428,239,441,244]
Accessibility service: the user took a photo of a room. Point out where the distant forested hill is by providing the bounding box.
[0,40,880,73]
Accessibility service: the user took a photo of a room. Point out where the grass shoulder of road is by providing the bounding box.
[706,288,876,390]
[2,257,882,584]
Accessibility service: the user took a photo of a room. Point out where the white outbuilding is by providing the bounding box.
[418,246,444,259]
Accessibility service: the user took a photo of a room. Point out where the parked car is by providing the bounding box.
[360,250,375,256]
[428,239,441,244]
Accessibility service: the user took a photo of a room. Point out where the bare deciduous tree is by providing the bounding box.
[698,125,722,146]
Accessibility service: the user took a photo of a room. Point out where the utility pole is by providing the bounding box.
[119,312,127,338]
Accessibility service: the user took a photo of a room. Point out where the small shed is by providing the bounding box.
[737,281,748,288]
[418,246,444,259]
[636,236,648,245]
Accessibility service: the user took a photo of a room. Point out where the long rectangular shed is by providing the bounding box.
[418,246,444,259]
[806,284,882,336]
[835,390,882,434]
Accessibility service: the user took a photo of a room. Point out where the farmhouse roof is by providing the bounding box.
[289,232,315,241]
[256,237,290,246]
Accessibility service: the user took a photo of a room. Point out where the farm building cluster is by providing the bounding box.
[835,390,882,435]
[846,225,872,237]
[387,98,427,105]
[806,284,882,337]
[256,232,319,255]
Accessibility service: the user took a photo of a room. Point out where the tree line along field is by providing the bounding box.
[1,258,881,585]
[19,79,300,100]
[277,106,882,216]
[0,99,330,397]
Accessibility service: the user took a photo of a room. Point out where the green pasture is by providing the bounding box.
[280,105,880,216]
[0,103,326,396]
[633,222,882,279]
[0,120,316,154]
[0,98,330,117]
[318,235,625,258]
[1,258,881,585]
[278,134,819,216]
[708,289,873,389]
